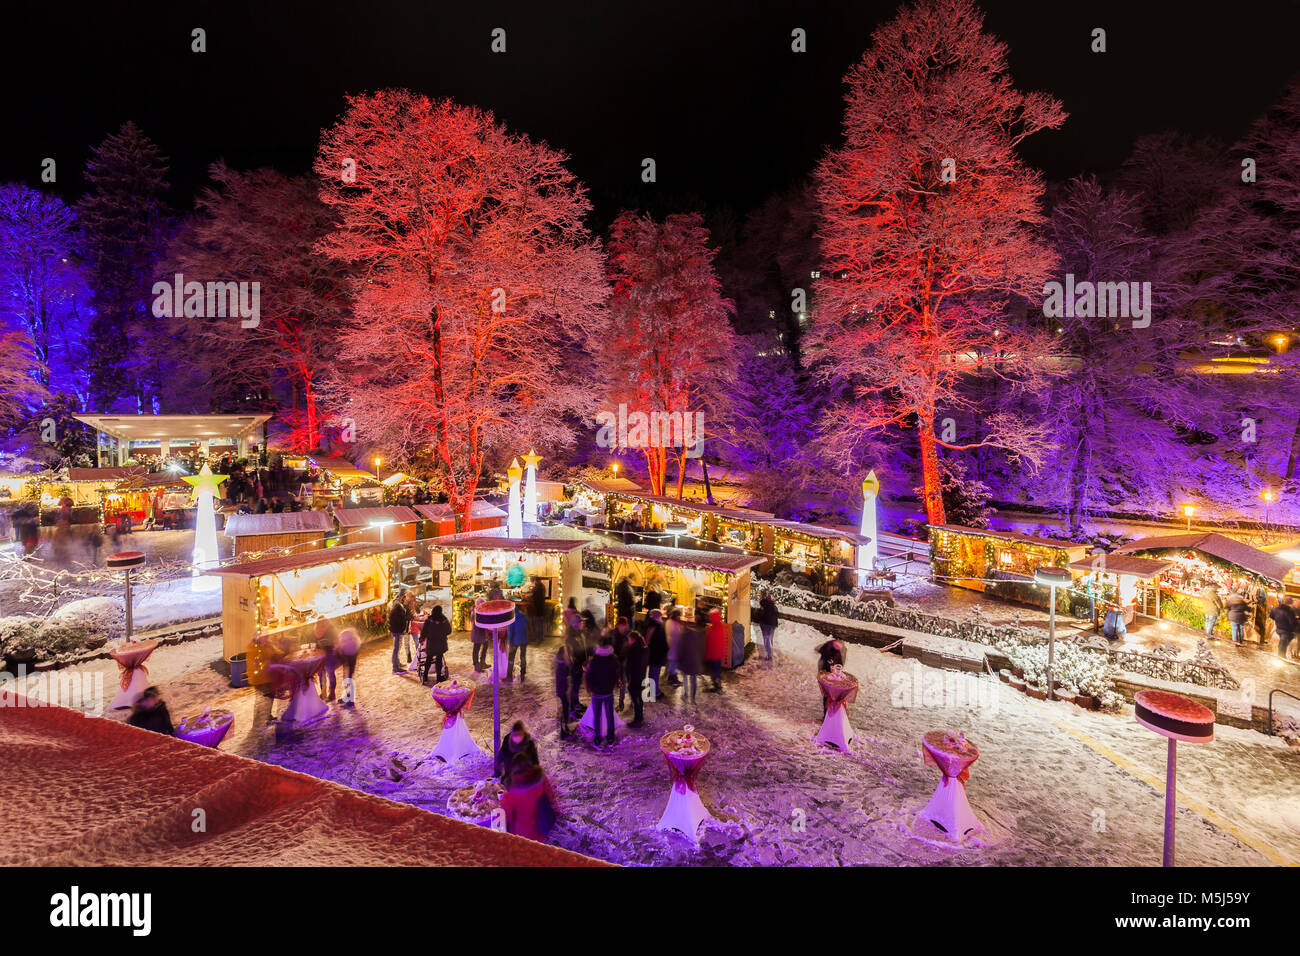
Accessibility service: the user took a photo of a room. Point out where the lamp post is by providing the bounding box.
[373,457,382,480]
[475,599,515,762]
[1262,489,1276,544]
[1035,567,1072,700]
[611,461,620,479]
[1181,504,1195,533]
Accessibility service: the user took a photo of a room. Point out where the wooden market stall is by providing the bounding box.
[759,519,869,592]
[205,541,413,662]
[425,533,588,634]
[929,524,1088,611]
[585,543,764,667]
[334,505,420,546]
[1068,553,1175,631]
[415,501,507,537]
[222,511,334,559]
[1113,532,1295,643]
[565,477,644,527]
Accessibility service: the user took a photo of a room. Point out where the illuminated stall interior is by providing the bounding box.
[1068,554,1173,629]
[206,541,412,661]
[425,534,588,633]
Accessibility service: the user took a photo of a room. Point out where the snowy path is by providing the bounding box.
[39,610,1296,867]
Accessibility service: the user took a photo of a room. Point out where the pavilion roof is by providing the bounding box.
[588,543,766,573]
[1115,532,1293,583]
[203,542,410,577]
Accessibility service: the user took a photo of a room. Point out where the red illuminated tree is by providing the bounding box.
[595,211,738,497]
[169,164,348,450]
[806,0,1066,524]
[314,90,607,530]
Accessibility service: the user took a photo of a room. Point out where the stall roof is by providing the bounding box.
[115,472,193,489]
[425,533,588,553]
[415,501,508,521]
[571,477,643,494]
[589,543,767,573]
[311,457,378,482]
[334,505,421,528]
[203,541,412,577]
[74,413,270,441]
[66,466,148,483]
[1116,532,1293,583]
[930,524,1088,551]
[610,491,774,522]
[1069,554,1175,579]
[759,519,872,547]
[222,511,335,538]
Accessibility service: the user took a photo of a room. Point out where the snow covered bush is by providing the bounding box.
[46,596,124,641]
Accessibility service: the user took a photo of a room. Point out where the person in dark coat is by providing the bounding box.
[389,590,414,673]
[645,609,668,700]
[1225,591,1250,645]
[610,617,631,710]
[758,591,779,662]
[500,753,561,843]
[643,585,662,613]
[585,637,621,746]
[624,630,649,727]
[494,720,541,785]
[565,628,587,719]
[676,620,704,704]
[554,644,574,738]
[1270,596,1297,660]
[615,578,635,625]
[127,686,174,736]
[314,617,339,701]
[506,612,529,682]
[526,576,549,645]
[816,638,845,673]
[420,605,451,684]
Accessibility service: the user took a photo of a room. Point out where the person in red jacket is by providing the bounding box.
[500,752,561,843]
[704,609,727,694]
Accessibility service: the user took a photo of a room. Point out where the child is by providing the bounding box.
[554,643,573,738]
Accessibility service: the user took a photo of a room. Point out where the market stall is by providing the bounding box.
[424,533,588,633]
[222,511,335,559]
[1114,532,1295,642]
[205,541,413,663]
[334,505,420,546]
[566,477,643,527]
[415,501,507,537]
[1068,554,1174,631]
[585,543,764,665]
[760,519,868,593]
[929,525,1088,612]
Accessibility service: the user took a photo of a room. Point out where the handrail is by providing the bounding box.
[1268,688,1300,737]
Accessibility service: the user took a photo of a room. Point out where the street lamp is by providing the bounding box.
[1262,489,1276,544]
[611,461,620,478]
[1180,504,1195,532]
[373,457,382,479]
[1035,567,1073,700]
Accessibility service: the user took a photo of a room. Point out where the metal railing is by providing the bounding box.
[1268,688,1300,737]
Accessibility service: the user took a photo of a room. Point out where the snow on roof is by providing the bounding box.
[760,519,871,546]
[588,543,766,573]
[204,541,412,576]
[608,490,774,521]
[930,524,1088,552]
[2,699,603,867]
[1116,532,1293,583]
[424,533,588,553]
[414,501,508,521]
[222,511,334,537]
[571,477,643,494]
[1068,554,1175,579]
[333,505,421,528]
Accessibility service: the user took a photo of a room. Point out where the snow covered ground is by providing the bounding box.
[37,607,1297,866]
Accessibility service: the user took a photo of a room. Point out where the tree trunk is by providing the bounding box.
[701,458,714,505]
[303,372,319,453]
[917,410,946,525]
[675,450,687,499]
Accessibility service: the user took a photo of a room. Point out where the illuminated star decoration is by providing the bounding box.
[522,449,542,524]
[182,463,228,502]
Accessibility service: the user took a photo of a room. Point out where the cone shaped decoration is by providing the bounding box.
[857,470,879,586]
[507,458,523,538]
[183,463,227,593]
[523,449,541,524]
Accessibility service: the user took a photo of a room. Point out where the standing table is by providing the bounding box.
[815,665,859,751]
[268,649,329,725]
[657,726,713,843]
[430,678,483,762]
[176,709,235,748]
[920,730,982,840]
[109,639,159,710]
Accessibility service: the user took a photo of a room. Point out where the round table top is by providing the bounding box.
[281,649,325,678]
[922,730,979,777]
[661,729,710,760]
[1134,690,1215,743]
[818,669,859,692]
[110,640,159,667]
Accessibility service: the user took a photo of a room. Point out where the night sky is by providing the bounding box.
[5,0,1300,219]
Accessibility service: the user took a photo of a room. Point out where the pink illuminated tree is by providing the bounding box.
[806,0,1066,524]
[595,211,738,497]
[314,90,607,530]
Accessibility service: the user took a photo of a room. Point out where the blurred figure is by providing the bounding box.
[554,643,574,738]
[586,636,620,746]
[127,685,174,736]
[500,751,560,843]
[337,627,361,706]
[1225,590,1249,645]
[389,589,413,673]
[645,608,667,700]
[757,590,778,662]
[420,605,451,685]
[494,719,540,785]
[506,608,529,682]
[470,599,490,673]
[704,609,727,694]
[625,629,648,728]
[314,617,339,701]
[676,615,703,705]
[665,608,684,687]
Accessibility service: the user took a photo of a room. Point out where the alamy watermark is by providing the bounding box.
[1043,273,1152,329]
[151,272,260,328]
[0,665,104,716]
[595,404,704,459]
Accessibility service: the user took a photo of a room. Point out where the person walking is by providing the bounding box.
[1225,590,1250,645]
[586,636,621,747]
[615,577,635,625]
[1270,595,1297,660]
[389,590,413,673]
[565,626,586,719]
[757,591,778,662]
[554,643,574,738]
[500,752,561,844]
[645,608,668,700]
[506,611,529,682]
[563,597,582,640]
[625,629,649,728]
[676,616,704,705]
[704,609,727,693]
[665,608,684,687]
[494,720,541,785]
[1202,584,1224,638]
[420,605,451,684]
[127,686,175,736]
[471,600,491,673]
[610,617,631,710]
[314,617,339,701]
[526,576,549,647]
[337,627,361,706]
